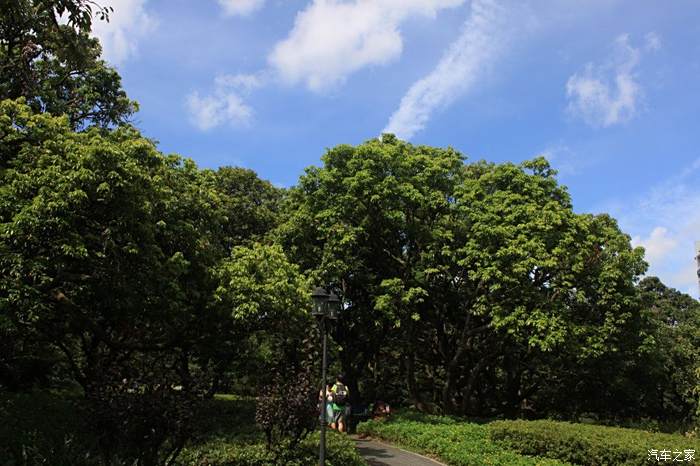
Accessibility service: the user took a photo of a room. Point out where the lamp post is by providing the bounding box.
[311,287,340,466]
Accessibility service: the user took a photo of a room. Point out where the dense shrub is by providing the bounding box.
[489,420,700,466]
[180,395,366,466]
[1,392,365,466]
[177,431,366,466]
[255,368,318,451]
[0,391,96,465]
[357,410,568,465]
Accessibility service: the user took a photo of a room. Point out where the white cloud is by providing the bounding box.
[645,31,661,52]
[91,0,156,65]
[565,34,646,128]
[611,158,700,298]
[383,0,509,139]
[214,73,264,92]
[186,93,253,130]
[268,0,466,92]
[631,227,677,263]
[186,73,263,130]
[217,0,265,17]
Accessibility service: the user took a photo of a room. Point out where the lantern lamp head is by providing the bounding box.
[311,287,329,317]
[327,293,341,320]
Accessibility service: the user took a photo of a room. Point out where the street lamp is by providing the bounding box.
[311,287,340,466]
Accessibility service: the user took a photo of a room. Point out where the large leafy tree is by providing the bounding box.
[277,134,466,403]
[422,160,647,415]
[0,99,222,384]
[212,243,313,391]
[0,100,307,463]
[0,99,302,387]
[633,277,700,423]
[0,0,136,129]
[280,136,649,417]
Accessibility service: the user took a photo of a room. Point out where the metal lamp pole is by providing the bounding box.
[320,317,328,466]
[311,287,340,466]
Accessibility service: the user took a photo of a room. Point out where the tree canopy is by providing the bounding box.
[277,134,684,418]
[0,0,136,129]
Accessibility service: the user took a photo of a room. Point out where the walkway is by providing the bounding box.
[353,436,446,466]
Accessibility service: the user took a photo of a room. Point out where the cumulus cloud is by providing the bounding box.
[632,227,678,263]
[91,0,156,65]
[612,158,700,298]
[383,0,509,140]
[566,34,649,128]
[217,0,265,17]
[186,73,263,130]
[268,0,465,92]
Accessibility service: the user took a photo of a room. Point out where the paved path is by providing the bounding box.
[353,436,446,466]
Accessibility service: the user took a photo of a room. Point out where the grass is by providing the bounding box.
[358,410,700,466]
[357,410,571,466]
[177,394,367,466]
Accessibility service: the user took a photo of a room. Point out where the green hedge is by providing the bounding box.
[357,411,568,465]
[488,420,700,466]
[178,395,367,465]
[177,431,365,466]
[0,392,366,466]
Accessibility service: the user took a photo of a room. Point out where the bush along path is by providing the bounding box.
[357,411,570,466]
[357,410,700,466]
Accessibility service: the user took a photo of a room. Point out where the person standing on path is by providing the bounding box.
[330,374,350,433]
[319,383,333,424]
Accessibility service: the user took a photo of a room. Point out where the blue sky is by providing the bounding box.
[93,0,700,297]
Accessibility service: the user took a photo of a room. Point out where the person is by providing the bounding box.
[372,400,391,420]
[318,384,333,424]
[330,374,350,433]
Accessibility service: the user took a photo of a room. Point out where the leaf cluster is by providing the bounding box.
[0,0,136,129]
[489,419,700,466]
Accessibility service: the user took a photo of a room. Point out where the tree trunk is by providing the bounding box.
[406,352,427,411]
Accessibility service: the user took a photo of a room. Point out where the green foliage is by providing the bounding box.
[1,99,221,376]
[489,419,700,466]
[0,100,306,464]
[83,355,207,466]
[358,411,569,465]
[255,368,317,451]
[212,167,282,248]
[633,277,700,424]
[0,392,366,466]
[0,0,137,128]
[2,87,698,463]
[179,397,366,466]
[280,136,651,420]
[214,244,310,324]
[0,390,99,465]
[211,243,314,393]
[178,432,366,466]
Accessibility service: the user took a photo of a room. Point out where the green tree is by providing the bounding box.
[210,243,313,392]
[280,136,648,417]
[634,277,700,424]
[277,134,466,405]
[0,0,137,129]
[213,166,283,250]
[0,100,302,463]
